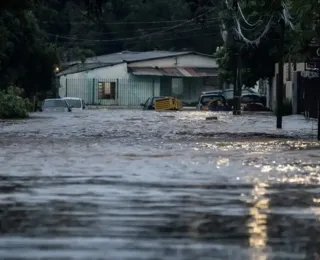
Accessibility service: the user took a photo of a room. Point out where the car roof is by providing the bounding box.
[202,90,222,94]
[200,94,224,97]
[44,98,65,101]
[62,97,82,100]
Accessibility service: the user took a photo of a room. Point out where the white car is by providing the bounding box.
[61,97,86,111]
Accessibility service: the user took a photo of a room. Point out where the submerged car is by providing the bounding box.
[240,94,270,111]
[140,96,166,110]
[197,94,231,111]
[154,96,183,111]
[62,97,86,111]
[41,98,72,112]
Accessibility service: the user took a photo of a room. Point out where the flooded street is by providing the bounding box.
[0,110,320,259]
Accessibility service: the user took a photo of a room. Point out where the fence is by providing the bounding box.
[57,77,215,107]
[58,78,160,107]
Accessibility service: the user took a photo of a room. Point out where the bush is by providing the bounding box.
[0,87,30,119]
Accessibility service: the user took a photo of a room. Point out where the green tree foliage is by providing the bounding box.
[0,87,31,119]
[188,0,320,87]
[0,0,59,98]
[38,0,223,60]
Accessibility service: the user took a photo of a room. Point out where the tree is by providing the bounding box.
[0,0,59,97]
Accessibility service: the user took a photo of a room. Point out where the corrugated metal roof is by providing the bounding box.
[56,63,115,76]
[57,51,216,76]
[129,67,218,77]
[63,51,194,66]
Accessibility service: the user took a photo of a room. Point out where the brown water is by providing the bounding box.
[0,110,319,259]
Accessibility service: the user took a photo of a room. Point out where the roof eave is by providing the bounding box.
[55,62,124,77]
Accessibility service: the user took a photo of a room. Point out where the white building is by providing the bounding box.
[267,62,305,113]
[56,51,219,106]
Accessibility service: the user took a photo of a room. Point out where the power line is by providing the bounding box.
[47,7,218,43]
[39,17,219,25]
[59,32,219,47]
[57,18,220,36]
[48,24,220,43]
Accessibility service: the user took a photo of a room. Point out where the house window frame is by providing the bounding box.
[98,81,116,100]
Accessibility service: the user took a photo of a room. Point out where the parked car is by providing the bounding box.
[154,96,183,111]
[41,98,72,112]
[223,88,267,107]
[196,94,231,111]
[240,94,270,111]
[203,88,266,107]
[140,96,166,110]
[201,90,223,95]
[62,97,86,111]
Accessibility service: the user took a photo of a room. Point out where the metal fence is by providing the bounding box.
[58,78,160,107]
[57,77,216,107]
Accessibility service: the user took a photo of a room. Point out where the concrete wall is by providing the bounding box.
[268,62,305,112]
[128,54,218,68]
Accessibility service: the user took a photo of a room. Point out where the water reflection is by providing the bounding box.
[247,183,269,260]
[0,111,320,259]
[0,198,97,237]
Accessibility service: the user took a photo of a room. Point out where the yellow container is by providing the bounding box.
[154,97,183,111]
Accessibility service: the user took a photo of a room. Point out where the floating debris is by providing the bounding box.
[206,116,218,120]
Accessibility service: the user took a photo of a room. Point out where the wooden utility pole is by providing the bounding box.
[276,15,285,128]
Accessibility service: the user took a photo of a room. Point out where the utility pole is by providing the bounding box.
[236,50,242,114]
[276,7,285,128]
[233,49,238,115]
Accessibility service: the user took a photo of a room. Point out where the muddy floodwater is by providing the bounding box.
[0,110,320,260]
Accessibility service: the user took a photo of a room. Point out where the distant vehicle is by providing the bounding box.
[203,88,266,107]
[223,88,266,107]
[240,94,270,111]
[41,98,72,112]
[140,96,166,110]
[154,97,183,111]
[201,90,223,95]
[196,94,231,111]
[62,97,86,111]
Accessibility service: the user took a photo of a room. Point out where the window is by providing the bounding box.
[200,95,226,106]
[98,82,116,99]
[64,99,82,108]
[43,99,68,108]
[241,95,260,103]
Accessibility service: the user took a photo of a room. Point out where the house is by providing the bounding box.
[56,51,219,106]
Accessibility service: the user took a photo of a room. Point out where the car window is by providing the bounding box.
[223,90,234,100]
[200,96,225,105]
[64,99,82,108]
[144,98,150,107]
[43,99,68,108]
[241,95,260,103]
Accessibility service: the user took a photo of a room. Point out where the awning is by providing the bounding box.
[128,67,218,77]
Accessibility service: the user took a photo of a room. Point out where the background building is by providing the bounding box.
[56,51,219,107]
